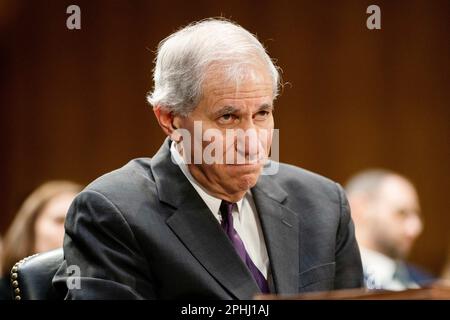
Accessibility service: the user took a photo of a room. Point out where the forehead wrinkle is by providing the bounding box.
[210,91,273,101]
[209,83,273,95]
[205,85,273,107]
[208,95,272,114]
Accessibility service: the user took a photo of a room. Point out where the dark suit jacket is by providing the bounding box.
[53,138,363,299]
[406,264,436,287]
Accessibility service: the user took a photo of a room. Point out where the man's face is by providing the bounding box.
[175,63,274,200]
[368,176,423,259]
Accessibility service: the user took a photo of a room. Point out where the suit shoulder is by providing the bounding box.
[406,264,436,284]
[83,158,155,201]
[268,162,344,206]
[277,162,338,189]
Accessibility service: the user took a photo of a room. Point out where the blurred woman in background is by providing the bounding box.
[0,181,82,299]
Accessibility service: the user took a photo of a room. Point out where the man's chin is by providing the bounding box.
[228,168,261,191]
[383,244,411,260]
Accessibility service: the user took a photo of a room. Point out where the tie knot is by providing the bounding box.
[219,200,235,223]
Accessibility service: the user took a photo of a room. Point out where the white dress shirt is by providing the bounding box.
[170,141,269,278]
[360,247,419,291]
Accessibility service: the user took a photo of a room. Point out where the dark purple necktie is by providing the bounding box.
[220,200,269,293]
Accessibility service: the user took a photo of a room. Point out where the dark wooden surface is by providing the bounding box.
[255,283,450,300]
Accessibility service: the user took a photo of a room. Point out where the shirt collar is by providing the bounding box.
[360,247,397,282]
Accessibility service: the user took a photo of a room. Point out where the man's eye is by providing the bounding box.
[254,111,270,120]
[218,114,236,124]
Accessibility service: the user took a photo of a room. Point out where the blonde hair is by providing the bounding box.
[1,181,82,276]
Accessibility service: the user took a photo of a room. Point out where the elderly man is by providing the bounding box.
[345,169,434,290]
[54,18,363,299]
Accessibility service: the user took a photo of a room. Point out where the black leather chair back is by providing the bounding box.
[10,248,63,300]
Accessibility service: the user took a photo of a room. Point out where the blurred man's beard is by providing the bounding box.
[375,236,410,260]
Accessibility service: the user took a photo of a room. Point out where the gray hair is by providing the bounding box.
[147,18,281,116]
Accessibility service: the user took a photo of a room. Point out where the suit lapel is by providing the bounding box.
[252,174,300,294]
[166,200,260,299]
[151,138,260,299]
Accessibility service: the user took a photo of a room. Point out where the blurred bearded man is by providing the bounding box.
[346,169,434,290]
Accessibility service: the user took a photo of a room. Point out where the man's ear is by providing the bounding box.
[154,106,175,134]
[350,194,378,227]
[348,194,368,223]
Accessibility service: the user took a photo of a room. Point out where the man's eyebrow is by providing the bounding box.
[257,103,274,112]
[211,105,239,117]
[211,103,273,118]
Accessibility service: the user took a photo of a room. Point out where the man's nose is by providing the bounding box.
[404,214,423,238]
[235,121,259,156]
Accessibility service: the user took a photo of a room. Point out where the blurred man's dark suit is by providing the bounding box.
[53,138,363,299]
